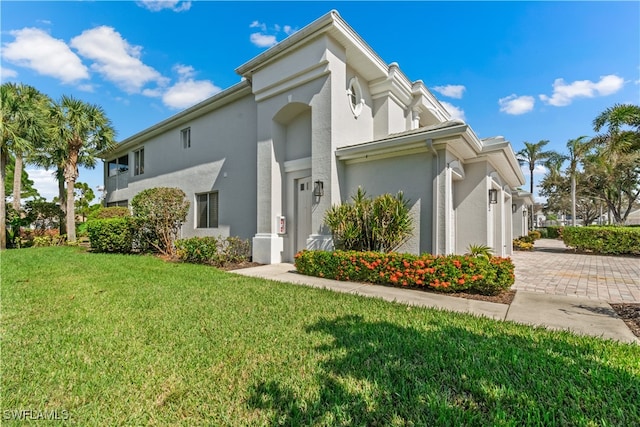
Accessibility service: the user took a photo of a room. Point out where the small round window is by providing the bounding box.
[347,77,363,117]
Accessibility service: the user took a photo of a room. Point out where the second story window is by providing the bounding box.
[107,155,129,177]
[134,148,144,176]
[181,127,191,149]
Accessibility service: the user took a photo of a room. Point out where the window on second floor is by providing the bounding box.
[181,127,191,149]
[107,155,129,177]
[134,148,144,176]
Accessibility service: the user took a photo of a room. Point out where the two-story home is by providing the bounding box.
[102,10,530,264]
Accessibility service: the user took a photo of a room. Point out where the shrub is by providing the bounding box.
[32,229,67,247]
[546,226,563,239]
[87,218,134,253]
[175,236,251,267]
[325,187,413,252]
[295,250,514,295]
[88,206,131,220]
[131,187,190,256]
[513,239,534,251]
[561,226,640,255]
[465,244,493,259]
[528,230,541,241]
[536,228,549,238]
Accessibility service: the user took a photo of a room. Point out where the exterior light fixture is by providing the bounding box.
[488,189,498,204]
[512,203,517,213]
[314,180,324,197]
[523,209,527,217]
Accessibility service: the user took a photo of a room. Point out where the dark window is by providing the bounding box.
[181,128,191,149]
[106,200,128,208]
[134,148,144,176]
[196,192,218,228]
[107,155,129,177]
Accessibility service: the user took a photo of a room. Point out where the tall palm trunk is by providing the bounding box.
[64,148,79,243]
[57,167,67,235]
[12,152,23,211]
[571,175,577,226]
[0,150,7,250]
[529,166,534,230]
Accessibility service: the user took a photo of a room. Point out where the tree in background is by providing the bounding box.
[49,95,116,243]
[0,83,50,250]
[516,140,553,230]
[586,104,640,224]
[74,182,95,222]
[565,136,593,226]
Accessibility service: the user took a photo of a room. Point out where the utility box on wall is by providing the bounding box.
[277,216,286,234]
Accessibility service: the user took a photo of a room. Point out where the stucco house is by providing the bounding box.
[102,10,530,264]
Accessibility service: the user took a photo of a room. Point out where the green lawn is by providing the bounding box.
[2,247,639,426]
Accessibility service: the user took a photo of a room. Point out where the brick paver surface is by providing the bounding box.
[511,239,639,303]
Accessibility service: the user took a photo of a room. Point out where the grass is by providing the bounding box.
[2,246,639,426]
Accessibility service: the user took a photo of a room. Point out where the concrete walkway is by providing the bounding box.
[511,239,639,303]
[232,245,639,344]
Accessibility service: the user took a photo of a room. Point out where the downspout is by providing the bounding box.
[426,138,439,255]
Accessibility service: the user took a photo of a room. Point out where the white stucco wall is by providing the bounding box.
[343,152,433,255]
[104,93,258,241]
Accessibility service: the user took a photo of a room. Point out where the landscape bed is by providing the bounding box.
[2,247,639,426]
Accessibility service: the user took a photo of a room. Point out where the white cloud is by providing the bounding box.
[440,101,466,121]
[250,21,267,31]
[499,94,535,115]
[1,66,18,82]
[433,84,466,99]
[70,26,168,94]
[25,168,59,202]
[2,27,89,84]
[249,21,297,47]
[162,65,221,109]
[539,74,625,107]
[250,33,277,48]
[136,1,191,12]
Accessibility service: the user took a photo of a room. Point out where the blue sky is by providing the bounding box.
[2,1,639,203]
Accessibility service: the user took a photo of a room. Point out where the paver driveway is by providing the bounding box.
[510,238,639,303]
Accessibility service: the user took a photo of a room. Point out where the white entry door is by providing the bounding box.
[296,177,312,253]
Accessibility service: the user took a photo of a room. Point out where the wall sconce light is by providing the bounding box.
[512,203,517,213]
[523,209,527,217]
[314,180,324,197]
[488,189,498,204]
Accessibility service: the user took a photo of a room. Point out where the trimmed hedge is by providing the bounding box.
[562,226,640,255]
[295,250,515,295]
[87,218,135,253]
[545,226,563,239]
[175,236,251,266]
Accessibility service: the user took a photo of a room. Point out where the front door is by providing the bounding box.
[296,177,312,253]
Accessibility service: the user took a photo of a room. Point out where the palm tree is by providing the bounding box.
[49,95,116,243]
[0,83,50,250]
[517,140,553,229]
[565,136,592,226]
[592,103,640,153]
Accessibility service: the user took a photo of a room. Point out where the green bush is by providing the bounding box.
[175,236,251,267]
[528,230,541,241]
[562,226,640,255]
[87,218,134,253]
[131,187,190,256]
[536,228,549,238]
[295,250,514,296]
[88,206,131,220]
[546,226,563,239]
[324,187,413,252]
